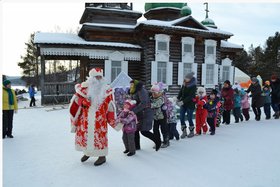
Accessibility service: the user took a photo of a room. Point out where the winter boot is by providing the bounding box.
[81,155,90,162]
[180,126,187,139]
[161,137,170,148]
[127,152,135,156]
[275,112,280,119]
[187,126,195,138]
[94,156,106,166]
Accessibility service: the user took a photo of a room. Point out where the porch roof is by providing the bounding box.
[34,32,142,49]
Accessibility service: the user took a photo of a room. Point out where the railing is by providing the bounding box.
[43,82,76,104]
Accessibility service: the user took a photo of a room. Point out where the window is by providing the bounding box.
[111,61,122,81]
[157,41,168,51]
[183,63,192,77]
[206,64,214,85]
[207,46,214,55]
[157,61,167,83]
[184,44,192,53]
[222,66,230,82]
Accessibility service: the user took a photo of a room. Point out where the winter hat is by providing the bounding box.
[3,80,11,87]
[210,89,218,96]
[224,80,231,86]
[89,68,103,77]
[197,86,206,96]
[185,72,195,80]
[124,99,136,110]
[150,84,162,93]
[265,80,270,86]
[251,77,258,83]
[129,80,139,94]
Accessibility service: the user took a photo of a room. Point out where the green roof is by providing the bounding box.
[145,3,184,12]
[180,3,192,16]
[201,18,217,28]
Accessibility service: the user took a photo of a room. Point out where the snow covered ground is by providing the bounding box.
[3,99,280,187]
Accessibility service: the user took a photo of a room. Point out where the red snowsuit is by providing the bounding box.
[193,95,208,134]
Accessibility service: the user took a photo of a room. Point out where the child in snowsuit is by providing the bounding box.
[205,90,219,135]
[262,85,271,119]
[193,87,208,135]
[241,88,250,121]
[233,88,244,123]
[150,83,169,148]
[117,99,138,156]
[168,97,180,140]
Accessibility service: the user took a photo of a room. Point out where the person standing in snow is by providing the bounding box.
[241,88,250,121]
[221,80,234,125]
[246,77,264,121]
[28,84,36,107]
[116,99,138,156]
[69,68,122,166]
[262,84,272,120]
[2,80,18,139]
[192,87,208,135]
[168,97,180,141]
[205,90,219,135]
[129,80,160,151]
[270,74,280,119]
[177,72,197,138]
[150,83,169,148]
[233,88,244,123]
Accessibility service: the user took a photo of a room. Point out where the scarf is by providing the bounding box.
[4,87,14,105]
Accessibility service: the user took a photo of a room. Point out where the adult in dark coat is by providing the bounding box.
[270,74,280,119]
[177,72,197,138]
[129,80,160,151]
[221,80,234,124]
[246,77,264,121]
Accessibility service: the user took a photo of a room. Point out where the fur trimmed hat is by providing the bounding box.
[89,68,103,77]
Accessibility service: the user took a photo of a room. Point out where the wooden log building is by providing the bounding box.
[34,3,243,104]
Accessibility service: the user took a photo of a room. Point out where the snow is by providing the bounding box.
[83,22,136,29]
[87,6,142,15]
[221,40,243,49]
[3,98,280,187]
[34,32,142,49]
[138,18,233,36]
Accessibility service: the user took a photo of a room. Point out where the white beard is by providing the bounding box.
[87,77,107,106]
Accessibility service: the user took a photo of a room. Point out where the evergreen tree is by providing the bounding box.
[18,33,39,86]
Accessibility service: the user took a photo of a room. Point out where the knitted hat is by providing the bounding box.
[150,84,162,93]
[224,80,231,86]
[210,89,218,96]
[3,80,11,87]
[124,99,136,110]
[185,72,195,80]
[251,77,258,83]
[89,68,103,77]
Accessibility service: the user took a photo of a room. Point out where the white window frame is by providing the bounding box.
[202,39,218,88]
[155,34,170,62]
[105,51,128,83]
[220,57,234,84]
[178,37,197,85]
[151,61,173,86]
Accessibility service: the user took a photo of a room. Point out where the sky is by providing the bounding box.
[1,1,280,76]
